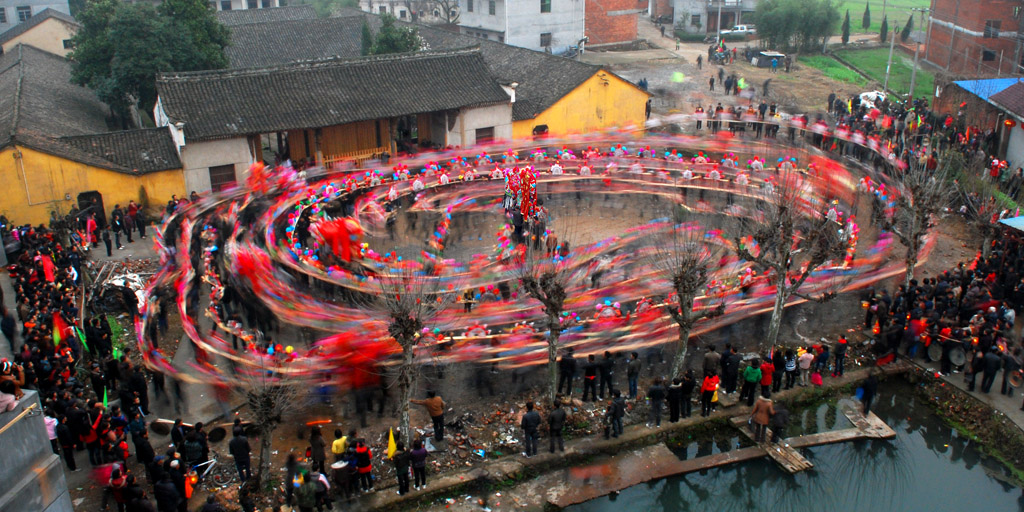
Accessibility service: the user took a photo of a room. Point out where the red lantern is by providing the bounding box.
[1005,118,1017,128]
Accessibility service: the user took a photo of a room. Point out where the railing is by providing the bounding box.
[0,402,38,436]
[322,146,390,168]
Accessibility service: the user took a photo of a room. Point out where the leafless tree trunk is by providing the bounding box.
[236,365,304,491]
[733,170,849,350]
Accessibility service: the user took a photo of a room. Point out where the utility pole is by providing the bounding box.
[716,0,723,45]
[883,19,898,94]
[908,8,930,102]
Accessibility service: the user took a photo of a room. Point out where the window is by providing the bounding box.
[62,39,72,49]
[467,0,473,12]
[691,14,701,26]
[475,127,494,143]
[261,0,271,6]
[16,6,31,22]
[540,32,552,46]
[983,49,996,61]
[540,0,550,13]
[984,19,1001,38]
[488,0,495,15]
[221,0,232,10]
[247,0,257,8]
[209,165,236,190]
[0,8,7,24]
[399,9,406,18]
[379,5,387,13]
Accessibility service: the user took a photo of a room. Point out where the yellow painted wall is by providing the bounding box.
[512,71,650,138]
[1,18,78,57]
[0,145,186,224]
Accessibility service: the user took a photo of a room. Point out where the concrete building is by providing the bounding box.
[925,0,1024,77]
[933,78,1024,163]
[361,0,455,22]
[208,0,281,12]
[0,390,73,512]
[665,0,755,35]
[457,0,586,53]
[0,0,69,36]
[155,49,514,192]
[0,7,76,56]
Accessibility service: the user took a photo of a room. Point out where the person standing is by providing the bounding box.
[153,472,181,512]
[769,404,789,443]
[700,371,719,417]
[229,427,252,482]
[308,426,326,474]
[331,429,349,462]
[354,440,374,492]
[582,355,599,402]
[411,391,446,441]
[548,400,566,453]
[783,349,798,389]
[56,414,78,472]
[981,349,1003,393]
[697,54,703,69]
[667,378,683,423]
[740,359,761,406]
[521,401,541,457]
[627,352,641,400]
[646,377,666,427]
[558,348,577,396]
[798,348,815,386]
[410,439,428,490]
[709,76,715,91]
[760,356,775,398]
[680,370,696,418]
[598,351,615,399]
[392,442,411,495]
[751,396,775,443]
[102,228,113,257]
[721,345,739,394]
[833,336,848,377]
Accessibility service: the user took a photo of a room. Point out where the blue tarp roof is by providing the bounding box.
[954,78,1023,101]
[998,215,1024,231]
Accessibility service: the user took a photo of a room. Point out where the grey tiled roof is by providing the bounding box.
[61,128,181,174]
[215,5,317,26]
[0,45,180,174]
[222,11,606,121]
[990,82,1024,119]
[156,48,511,141]
[0,8,78,46]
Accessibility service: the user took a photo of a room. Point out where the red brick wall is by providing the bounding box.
[650,0,671,20]
[926,0,1022,76]
[586,0,640,45]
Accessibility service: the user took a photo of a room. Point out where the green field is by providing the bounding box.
[800,55,870,86]
[839,0,930,36]
[834,47,934,99]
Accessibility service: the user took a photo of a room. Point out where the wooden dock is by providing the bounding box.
[729,416,814,473]
[547,404,897,508]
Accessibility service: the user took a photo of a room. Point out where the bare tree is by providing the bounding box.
[884,151,954,289]
[733,170,849,349]
[432,0,460,23]
[647,214,725,377]
[950,152,1012,258]
[236,366,305,491]
[517,228,575,403]
[368,263,453,443]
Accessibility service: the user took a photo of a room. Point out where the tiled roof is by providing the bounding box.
[0,45,180,174]
[0,8,78,45]
[61,128,181,174]
[156,48,511,141]
[215,5,317,26]
[222,12,605,121]
[989,82,1024,119]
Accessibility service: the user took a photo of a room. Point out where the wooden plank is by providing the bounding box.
[842,405,897,439]
[729,416,814,473]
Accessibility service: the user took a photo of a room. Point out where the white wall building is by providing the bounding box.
[0,0,69,36]
[457,0,585,53]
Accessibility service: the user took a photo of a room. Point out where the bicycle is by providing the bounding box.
[190,450,238,490]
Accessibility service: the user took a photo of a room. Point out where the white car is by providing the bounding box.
[721,24,756,36]
[859,91,886,109]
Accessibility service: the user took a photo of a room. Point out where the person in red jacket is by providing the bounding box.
[700,371,720,417]
[760,356,775,399]
[354,440,373,492]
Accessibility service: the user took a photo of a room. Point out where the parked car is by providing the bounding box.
[859,90,887,109]
[721,24,756,36]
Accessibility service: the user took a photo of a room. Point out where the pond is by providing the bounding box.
[568,382,1024,512]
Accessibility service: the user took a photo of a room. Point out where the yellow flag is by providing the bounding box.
[387,428,397,459]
